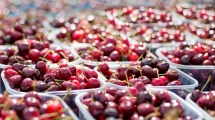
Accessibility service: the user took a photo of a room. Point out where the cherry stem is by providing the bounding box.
[97,34,106,41]
[62,88,71,100]
[201,75,212,92]
[38,109,69,119]
[137,54,143,61]
[144,112,161,120]
[59,52,68,60]
[157,69,160,78]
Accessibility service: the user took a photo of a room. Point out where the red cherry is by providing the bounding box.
[50,53,61,63]
[29,49,42,62]
[45,100,63,113]
[128,52,139,61]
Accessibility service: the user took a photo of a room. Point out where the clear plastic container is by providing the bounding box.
[94,65,198,91]
[10,93,79,120]
[126,29,196,54]
[72,43,157,68]
[186,92,214,120]
[0,44,81,93]
[1,65,106,95]
[0,44,81,69]
[156,47,215,91]
[75,89,203,120]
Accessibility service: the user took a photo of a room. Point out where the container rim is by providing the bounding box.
[156,47,215,69]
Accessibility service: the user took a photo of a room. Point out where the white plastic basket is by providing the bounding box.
[75,89,203,120]
[1,65,106,95]
[186,92,215,120]
[9,93,79,120]
[94,65,198,91]
[72,43,157,67]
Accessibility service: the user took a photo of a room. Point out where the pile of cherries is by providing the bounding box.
[108,6,172,24]
[98,58,182,86]
[0,39,75,65]
[189,23,215,40]
[191,90,215,117]
[77,38,149,62]
[0,91,72,120]
[81,87,193,120]
[56,15,119,44]
[129,26,185,43]
[0,21,49,45]
[176,5,215,24]
[4,61,101,92]
[162,42,215,65]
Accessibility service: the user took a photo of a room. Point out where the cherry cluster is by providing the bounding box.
[82,87,193,120]
[0,91,72,120]
[98,58,182,86]
[0,20,50,45]
[77,40,148,62]
[162,42,215,65]
[189,23,215,40]
[0,39,75,65]
[130,26,185,43]
[108,6,172,24]
[176,5,215,24]
[4,61,100,92]
[191,90,215,117]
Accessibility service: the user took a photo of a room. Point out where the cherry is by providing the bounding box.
[141,65,154,78]
[22,107,40,120]
[17,41,30,54]
[153,91,171,106]
[0,55,9,64]
[101,43,115,55]
[29,49,42,62]
[104,108,119,118]
[88,101,104,118]
[136,91,152,105]
[22,67,36,78]
[59,67,71,80]
[10,101,26,116]
[35,61,47,74]
[12,63,24,71]
[25,97,41,109]
[98,63,109,74]
[156,61,169,73]
[119,100,134,117]
[167,80,182,86]
[86,78,100,88]
[93,91,108,104]
[165,70,179,81]
[50,53,61,63]
[191,53,203,65]
[180,55,191,65]
[61,81,78,90]
[8,75,23,88]
[128,52,139,61]
[21,78,34,91]
[4,68,19,79]
[137,103,154,117]
[191,90,202,102]
[152,78,165,86]
[35,81,48,92]
[109,51,121,61]
[84,69,98,79]
[1,110,18,119]
[134,46,147,57]
[45,100,63,113]
[141,58,155,67]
